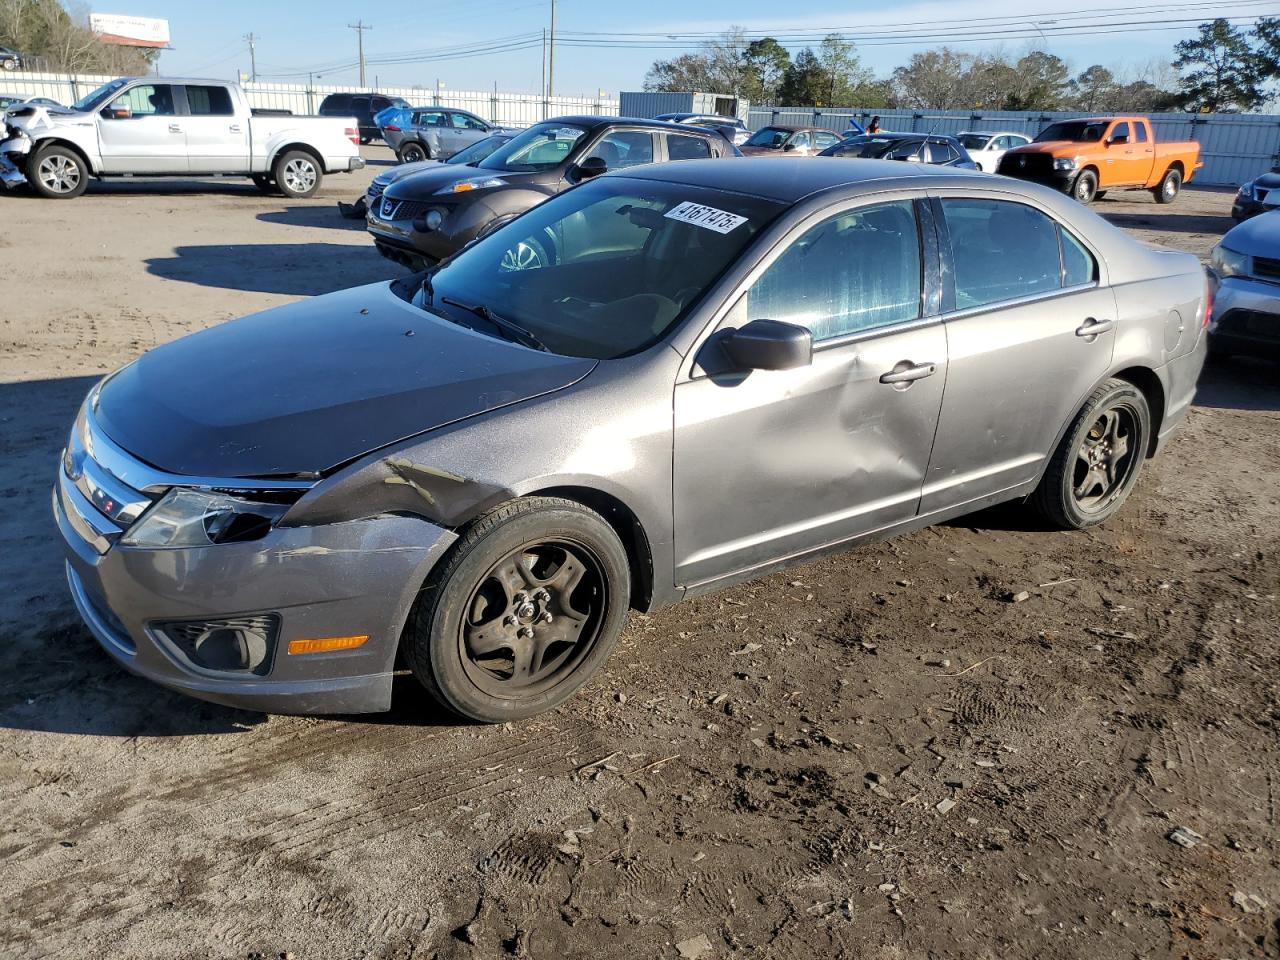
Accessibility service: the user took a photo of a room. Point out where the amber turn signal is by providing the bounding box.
[287,635,370,655]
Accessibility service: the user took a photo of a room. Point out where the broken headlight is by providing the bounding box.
[121,488,289,548]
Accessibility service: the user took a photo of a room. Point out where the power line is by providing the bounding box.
[348,20,372,86]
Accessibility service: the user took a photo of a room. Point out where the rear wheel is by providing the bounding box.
[1154,168,1182,204]
[1032,378,1150,529]
[1072,169,1099,204]
[27,144,88,199]
[272,149,322,199]
[398,142,429,164]
[405,497,630,723]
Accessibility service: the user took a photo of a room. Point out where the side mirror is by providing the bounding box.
[722,319,812,371]
[574,156,608,179]
[104,104,132,120]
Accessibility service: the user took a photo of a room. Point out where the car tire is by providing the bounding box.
[404,497,631,723]
[27,143,89,199]
[1031,378,1151,530]
[272,149,322,199]
[398,142,429,164]
[1,58,16,71]
[1154,168,1182,204]
[1072,169,1099,204]
[251,173,279,194]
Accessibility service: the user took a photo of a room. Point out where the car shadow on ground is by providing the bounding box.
[257,205,368,230]
[1194,356,1280,411]
[1100,211,1235,235]
[146,242,398,296]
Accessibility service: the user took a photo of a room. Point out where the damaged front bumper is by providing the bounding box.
[0,133,31,189]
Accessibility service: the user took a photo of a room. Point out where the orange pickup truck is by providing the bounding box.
[997,116,1202,204]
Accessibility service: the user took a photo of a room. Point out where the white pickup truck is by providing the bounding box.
[0,76,364,199]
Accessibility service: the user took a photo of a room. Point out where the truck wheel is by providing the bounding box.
[27,144,88,199]
[1,57,17,71]
[398,142,428,164]
[273,150,322,199]
[251,173,279,195]
[1072,169,1099,204]
[1031,378,1150,530]
[404,497,630,723]
[1154,168,1181,204]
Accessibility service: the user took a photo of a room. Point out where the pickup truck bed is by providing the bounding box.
[998,116,1202,205]
[0,76,364,199]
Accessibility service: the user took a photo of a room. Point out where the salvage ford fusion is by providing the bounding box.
[54,158,1208,722]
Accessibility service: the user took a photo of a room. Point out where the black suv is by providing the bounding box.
[367,115,739,269]
[319,92,410,143]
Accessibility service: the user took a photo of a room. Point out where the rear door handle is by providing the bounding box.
[880,361,937,386]
[168,123,182,134]
[229,124,242,133]
[1075,317,1114,340]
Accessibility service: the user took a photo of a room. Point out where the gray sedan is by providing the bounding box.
[381,107,515,164]
[55,159,1207,723]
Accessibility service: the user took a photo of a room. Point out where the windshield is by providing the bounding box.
[744,127,791,149]
[478,122,587,172]
[447,134,513,165]
[415,178,785,359]
[72,78,129,112]
[957,134,990,150]
[825,137,902,159]
[1035,121,1108,143]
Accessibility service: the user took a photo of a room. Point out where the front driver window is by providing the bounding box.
[744,200,923,341]
[587,131,654,169]
[111,84,175,116]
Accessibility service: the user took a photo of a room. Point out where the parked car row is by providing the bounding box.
[375,105,517,164]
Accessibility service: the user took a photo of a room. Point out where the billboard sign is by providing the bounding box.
[89,14,171,48]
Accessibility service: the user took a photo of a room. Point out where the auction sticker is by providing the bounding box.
[664,201,748,234]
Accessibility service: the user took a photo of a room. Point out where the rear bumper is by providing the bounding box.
[1153,327,1208,457]
[54,468,456,714]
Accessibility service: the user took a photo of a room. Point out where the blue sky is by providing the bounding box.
[127,0,1273,96]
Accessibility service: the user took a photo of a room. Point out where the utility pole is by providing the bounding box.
[548,0,555,101]
[348,20,372,87]
[243,33,257,82]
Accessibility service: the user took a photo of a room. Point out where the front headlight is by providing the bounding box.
[435,177,505,195]
[1054,157,1077,171]
[1210,244,1251,279]
[1236,183,1256,201]
[121,488,289,548]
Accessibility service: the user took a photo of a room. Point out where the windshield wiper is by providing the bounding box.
[441,296,549,352]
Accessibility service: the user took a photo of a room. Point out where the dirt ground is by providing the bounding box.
[1,151,1277,960]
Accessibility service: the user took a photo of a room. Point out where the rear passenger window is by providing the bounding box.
[186,85,233,116]
[941,198,1090,309]
[1060,228,1097,286]
[667,134,712,160]
[1134,123,1148,143]
[745,200,922,341]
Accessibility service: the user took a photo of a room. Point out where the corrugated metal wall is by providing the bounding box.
[0,71,619,127]
[746,106,1280,186]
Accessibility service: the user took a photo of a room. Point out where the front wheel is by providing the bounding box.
[1072,169,1099,204]
[251,173,278,194]
[405,497,631,723]
[1031,378,1150,529]
[273,149,322,199]
[27,144,89,199]
[1154,168,1182,204]
[398,142,428,164]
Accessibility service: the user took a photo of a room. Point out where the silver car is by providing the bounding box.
[381,107,514,164]
[54,159,1207,723]
[1209,210,1280,361]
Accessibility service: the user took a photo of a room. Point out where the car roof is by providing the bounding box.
[615,156,980,203]
[546,115,721,134]
[756,123,828,133]
[957,130,1028,136]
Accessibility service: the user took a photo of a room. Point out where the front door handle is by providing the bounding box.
[168,123,182,134]
[1075,317,1114,340]
[229,124,242,133]
[880,361,937,387]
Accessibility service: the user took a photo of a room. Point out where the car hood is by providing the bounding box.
[5,104,89,133]
[1222,208,1280,256]
[1250,170,1280,189]
[94,282,597,479]
[385,164,541,200]
[1005,141,1085,157]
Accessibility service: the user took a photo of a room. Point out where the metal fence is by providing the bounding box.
[747,106,1280,187]
[0,71,620,127]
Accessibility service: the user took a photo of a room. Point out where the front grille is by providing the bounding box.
[1252,256,1280,282]
[380,197,444,222]
[153,614,281,676]
[999,152,1058,183]
[1217,308,1279,339]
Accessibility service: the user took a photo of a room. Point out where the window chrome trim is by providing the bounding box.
[83,385,315,495]
[940,279,1102,324]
